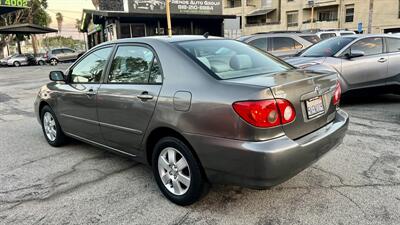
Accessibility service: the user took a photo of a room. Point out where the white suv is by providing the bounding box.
[316,30,356,40]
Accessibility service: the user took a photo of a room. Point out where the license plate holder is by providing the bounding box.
[306,96,325,119]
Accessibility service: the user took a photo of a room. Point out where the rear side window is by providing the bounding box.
[350,37,383,56]
[386,38,400,53]
[108,45,162,84]
[63,49,75,53]
[248,38,267,51]
[271,37,302,51]
[299,35,321,44]
[340,32,353,36]
[320,33,336,40]
[176,39,292,80]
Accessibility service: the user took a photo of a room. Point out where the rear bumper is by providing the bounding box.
[185,109,349,188]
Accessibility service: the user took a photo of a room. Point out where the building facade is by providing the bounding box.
[224,0,400,36]
[82,0,234,48]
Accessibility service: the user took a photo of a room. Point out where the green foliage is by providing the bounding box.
[42,36,85,50]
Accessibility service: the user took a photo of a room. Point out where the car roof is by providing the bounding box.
[334,34,400,39]
[101,35,223,46]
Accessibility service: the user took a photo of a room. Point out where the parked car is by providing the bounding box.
[35,54,47,66]
[35,36,349,205]
[5,54,35,67]
[238,33,319,58]
[315,30,356,40]
[287,34,400,93]
[45,48,85,65]
[0,55,15,66]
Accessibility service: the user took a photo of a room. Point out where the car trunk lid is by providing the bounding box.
[225,69,338,140]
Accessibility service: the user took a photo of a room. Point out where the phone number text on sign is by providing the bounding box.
[1,0,28,7]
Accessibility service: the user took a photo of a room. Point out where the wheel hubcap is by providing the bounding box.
[43,112,57,141]
[158,147,191,196]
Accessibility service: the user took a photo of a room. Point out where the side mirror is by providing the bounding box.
[49,71,65,82]
[346,50,365,59]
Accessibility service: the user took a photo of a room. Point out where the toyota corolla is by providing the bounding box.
[34,36,349,205]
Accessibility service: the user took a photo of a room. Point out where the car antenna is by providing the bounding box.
[203,32,209,39]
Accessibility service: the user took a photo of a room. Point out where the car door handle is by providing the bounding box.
[378,58,387,63]
[86,89,96,96]
[137,92,153,101]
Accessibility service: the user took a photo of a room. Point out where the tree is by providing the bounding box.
[0,0,51,55]
[56,12,63,34]
[75,19,82,32]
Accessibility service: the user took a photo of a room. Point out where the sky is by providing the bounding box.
[46,0,95,39]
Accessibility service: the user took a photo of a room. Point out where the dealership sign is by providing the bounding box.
[128,0,222,15]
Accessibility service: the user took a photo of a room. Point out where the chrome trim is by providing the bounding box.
[60,113,98,125]
[99,121,143,135]
[61,113,143,135]
[65,132,137,157]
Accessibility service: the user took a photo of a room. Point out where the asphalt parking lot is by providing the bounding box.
[0,64,399,225]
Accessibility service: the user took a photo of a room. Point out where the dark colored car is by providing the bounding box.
[34,36,349,205]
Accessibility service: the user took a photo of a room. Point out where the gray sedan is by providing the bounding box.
[34,36,348,205]
[287,34,400,93]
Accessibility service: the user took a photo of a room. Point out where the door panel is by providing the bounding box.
[57,83,102,142]
[341,37,388,87]
[97,85,161,153]
[97,45,163,154]
[386,38,400,84]
[57,46,113,142]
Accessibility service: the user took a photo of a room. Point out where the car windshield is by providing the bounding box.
[176,39,293,80]
[300,37,356,57]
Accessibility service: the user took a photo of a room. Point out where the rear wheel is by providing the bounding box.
[152,137,208,205]
[40,105,67,147]
[13,61,21,67]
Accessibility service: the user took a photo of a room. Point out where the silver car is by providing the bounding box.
[238,33,319,58]
[287,34,400,93]
[6,54,33,67]
[34,36,348,205]
[45,48,85,65]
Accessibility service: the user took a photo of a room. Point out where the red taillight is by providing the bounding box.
[333,82,341,106]
[232,99,296,128]
[44,52,48,59]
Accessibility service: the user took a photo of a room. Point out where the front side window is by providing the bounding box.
[63,49,75,54]
[301,37,356,57]
[350,37,383,56]
[176,40,292,80]
[108,45,162,84]
[70,47,113,83]
[271,37,302,51]
[248,38,267,51]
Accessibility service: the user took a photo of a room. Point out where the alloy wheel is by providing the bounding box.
[43,112,57,141]
[158,147,191,196]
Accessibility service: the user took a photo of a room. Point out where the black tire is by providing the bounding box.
[13,61,21,67]
[49,58,58,66]
[152,137,208,205]
[40,105,67,147]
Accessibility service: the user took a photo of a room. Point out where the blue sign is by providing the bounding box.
[358,23,363,33]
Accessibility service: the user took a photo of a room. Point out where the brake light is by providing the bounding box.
[232,99,296,128]
[333,81,341,106]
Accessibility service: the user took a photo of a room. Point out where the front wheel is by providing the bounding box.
[13,61,21,67]
[152,137,208,205]
[49,58,58,66]
[40,105,67,147]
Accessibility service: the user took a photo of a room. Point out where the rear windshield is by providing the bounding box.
[299,35,321,44]
[300,37,356,57]
[175,40,292,80]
